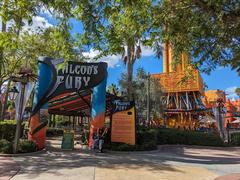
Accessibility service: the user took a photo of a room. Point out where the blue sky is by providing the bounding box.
[107,56,240,99]
[39,12,240,99]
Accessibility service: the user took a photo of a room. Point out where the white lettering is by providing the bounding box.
[83,76,90,86]
[75,65,81,74]
[87,66,93,75]
[65,75,73,89]
[69,64,75,74]
[75,77,82,89]
[80,66,87,75]
[93,66,98,74]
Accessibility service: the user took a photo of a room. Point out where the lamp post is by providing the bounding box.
[8,86,19,101]
[11,68,36,154]
[12,80,27,154]
[216,98,226,140]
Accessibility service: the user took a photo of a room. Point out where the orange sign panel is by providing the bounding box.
[111,107,135,145]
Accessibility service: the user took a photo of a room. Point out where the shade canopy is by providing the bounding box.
[48,89,118,117]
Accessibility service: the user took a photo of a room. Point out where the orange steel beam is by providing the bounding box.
[163,43,169,73]
[168,44,173,72]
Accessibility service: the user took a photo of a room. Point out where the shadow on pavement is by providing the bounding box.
[158,145,240,165]
[12,140,240,179]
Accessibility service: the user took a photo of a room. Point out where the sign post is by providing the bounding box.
[61,130,74,150]
[111,100,136,145]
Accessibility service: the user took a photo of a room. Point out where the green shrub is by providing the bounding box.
[46,128,63,137]
[230,132,240,145]
[109,128,158,151]
[0,120,25,141]
[19,139,37,153]
[91,127,224,151]
[56,119,70,127]
[0,139,12,153]
[156,128,224,146]
[110,142,137,151]
[136,128,158,150]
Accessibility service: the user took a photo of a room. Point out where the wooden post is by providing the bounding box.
[13,83,26,154]
[146,73,150,124]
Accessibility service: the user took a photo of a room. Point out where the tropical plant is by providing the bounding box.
[119,68,164,121]
[75,0,154,100]
[152,1,240,74]
[235,88,240,98]
[0,0,81,119]
[107,83,121,96]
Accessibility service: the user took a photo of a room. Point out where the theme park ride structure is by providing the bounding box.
[28,57,108,149]
[204,90,240,127]
[152,43,206,128]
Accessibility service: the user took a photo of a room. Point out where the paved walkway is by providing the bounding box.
[2,138,240,180]
[0,157,20,180]
[11,149,219,180]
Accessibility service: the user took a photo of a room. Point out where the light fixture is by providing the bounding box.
[9,86,19,101]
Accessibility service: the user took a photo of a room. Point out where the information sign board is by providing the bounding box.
[61,130,74,150]
[111,100,135,145]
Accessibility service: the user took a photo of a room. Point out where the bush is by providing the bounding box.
[46,128,63,137]
[0,139,12,154]
[0,120,24,141]
[83,126,224,151]
[156,128,224,147]
[19,139,37,153]
[56,119,70,127]
[109,128,158,151]
[230,132,240,146]
[136,128,158,150]
[110,142,137,151]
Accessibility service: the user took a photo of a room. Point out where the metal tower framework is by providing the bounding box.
[152,43,206,128]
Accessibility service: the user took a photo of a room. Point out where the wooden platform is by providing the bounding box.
[152,69,204,94]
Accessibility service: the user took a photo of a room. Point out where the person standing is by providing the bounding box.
[97,127,107,153]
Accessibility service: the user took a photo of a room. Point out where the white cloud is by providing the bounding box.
[40,6,54,17]
[0,16,53,34]
[82,46,155,68]
[22,16,53,34]
[225,86,238,99]
[141,46,155,57]
[40,6,63,19]
[82,49,121,68]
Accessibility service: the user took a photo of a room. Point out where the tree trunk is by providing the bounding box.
[127,45,134,101]
[0,80,11,120]
[0,0,9,94]
[0,0,9,118]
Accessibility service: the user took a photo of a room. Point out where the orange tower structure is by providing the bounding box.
[204,90,240,126]
[152,43,205,128]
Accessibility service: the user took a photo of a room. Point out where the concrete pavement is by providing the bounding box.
[11,149,219,180]
[1,138,240,180]
[0,157,20,180]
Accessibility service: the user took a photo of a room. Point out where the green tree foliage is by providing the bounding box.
[236,88,240,98]
[0,0,80,89]
[75,0,154,100]
[153,0,240,74]
[119,68,164,120]
[107,83,121,96]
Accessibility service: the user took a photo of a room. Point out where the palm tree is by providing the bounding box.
[107,83,120,96]
[121,42,142,100]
